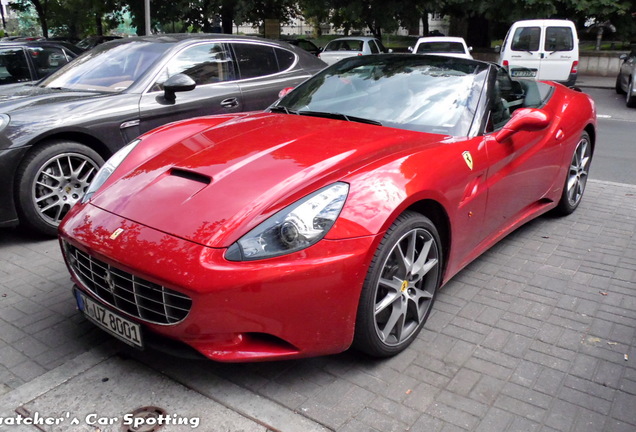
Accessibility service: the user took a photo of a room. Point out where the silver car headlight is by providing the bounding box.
[81,139,140,204]
[0,114,10,132]
[226,182,349,261]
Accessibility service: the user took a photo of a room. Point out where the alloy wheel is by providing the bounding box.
[32,152,100,226]
[373,227,440,346]
[565,135,591,208]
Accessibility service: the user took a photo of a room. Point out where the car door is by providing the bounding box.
[483,68,562,235]
[506,24,542,78]
[619,50,636,90]
[540,25,576,82]
[0,47,34,84]
[138,41,243,135]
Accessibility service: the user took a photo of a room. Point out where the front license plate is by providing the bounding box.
[75,290,143,348]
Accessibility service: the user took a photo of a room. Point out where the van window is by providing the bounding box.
[545,27,574,51]
[511,27,540,51]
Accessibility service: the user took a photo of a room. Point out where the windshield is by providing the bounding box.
[274,55,487,136]
[40,41,170,92]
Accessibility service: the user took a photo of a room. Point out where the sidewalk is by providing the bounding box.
[576,73,615,89]
[1,178,635,432]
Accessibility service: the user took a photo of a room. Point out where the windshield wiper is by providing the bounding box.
[297,111,382,126]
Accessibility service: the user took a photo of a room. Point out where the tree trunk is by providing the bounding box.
[31,0,48,38]
[466,14,490,49]
[421,13,429,36]
[95,12,103,36]
[221,0,234,34]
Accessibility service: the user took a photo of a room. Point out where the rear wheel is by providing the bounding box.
[626,79,636,108]
[554,132,592,215]
[16,141,104,236]
[615,75,625,94]
[353,212,443,357]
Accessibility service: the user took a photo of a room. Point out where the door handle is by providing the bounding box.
[220,97,239,108]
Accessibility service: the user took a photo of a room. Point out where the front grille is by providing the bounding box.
[64,242,192,325]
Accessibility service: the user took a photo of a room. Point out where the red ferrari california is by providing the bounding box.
[59,54,596,362]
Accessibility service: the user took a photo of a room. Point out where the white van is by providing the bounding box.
[498,19,579,86]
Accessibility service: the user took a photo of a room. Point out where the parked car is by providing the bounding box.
[0,40,83,85]
[318,36,389,65]
[498,19,579,87]
[282,38,321,56]
[59,54,596,362]
[615,48,636,108]
[409,36,473,59]
[76,35,122,51]
[0,34,326,236]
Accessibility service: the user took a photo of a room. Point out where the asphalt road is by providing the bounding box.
[582,87,636,185]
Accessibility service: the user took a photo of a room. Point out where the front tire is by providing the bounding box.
[353,212,443,357]
[16,141,104,236]
[554,132,592,215]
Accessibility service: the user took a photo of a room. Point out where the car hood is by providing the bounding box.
[0,85,106,112]
[91,113,445,247]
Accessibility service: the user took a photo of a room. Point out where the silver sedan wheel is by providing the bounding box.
[373,227,440,347]
[32,152,100,226]
[565,134,591,209]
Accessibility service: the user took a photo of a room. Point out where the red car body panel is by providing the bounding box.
[59,72,596,361]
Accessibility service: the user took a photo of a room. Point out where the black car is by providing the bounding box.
[0,34,326,235]
[76,35,123,51]
[0,40,83,85]
[283,38,321,56]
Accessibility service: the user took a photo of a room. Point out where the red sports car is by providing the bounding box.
[59,55,596,362]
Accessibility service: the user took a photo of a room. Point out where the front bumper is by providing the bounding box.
[60,203,379,362]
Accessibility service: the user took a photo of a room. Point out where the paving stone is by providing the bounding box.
[1,179,635,432]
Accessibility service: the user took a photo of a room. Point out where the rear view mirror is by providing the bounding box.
[495,108,551,142]
[163,73,196,102]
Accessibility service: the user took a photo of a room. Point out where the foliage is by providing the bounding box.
[6,0,636,46]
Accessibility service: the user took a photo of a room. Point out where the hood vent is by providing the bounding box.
[169,168,211,185]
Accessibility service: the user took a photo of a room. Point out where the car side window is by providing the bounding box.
[545,27,573,52]
[0,48,31,83]
[232,43,280,79]
[28,47,70,78]
[151,43,236,91]
[369,41,380,54]
[486,69,513,133]
[511,27,541,51]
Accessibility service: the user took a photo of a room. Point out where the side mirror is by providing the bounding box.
[278,87,294,98]
[495,108,551,142]
[408,46,413,52]
[163,73,196,102]
[469,46,473,52]
[494,45,501,53]
[388,48,394,53]
[619,54,628,61]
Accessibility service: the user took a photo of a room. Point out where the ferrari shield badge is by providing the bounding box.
[109,228,125,240]
[462,151,473,171]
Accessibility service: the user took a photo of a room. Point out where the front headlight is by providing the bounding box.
[80,139,140,204]
[226,182,349,261]
[0,114,10,132]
